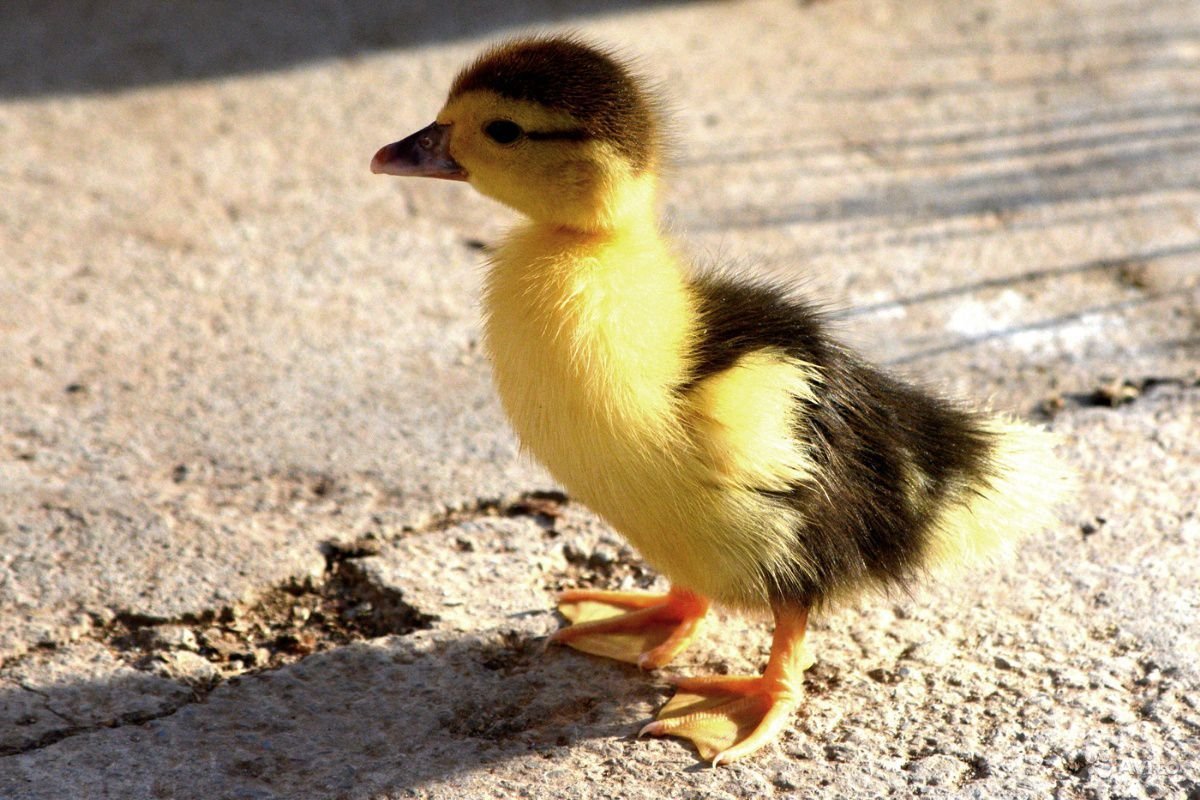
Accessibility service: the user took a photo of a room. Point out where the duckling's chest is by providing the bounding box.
[481,231,694,507]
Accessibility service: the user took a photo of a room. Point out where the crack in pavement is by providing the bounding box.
[1,691,206,758]
[0,489,570,758]
[14,682,75,727]
[1036,373,1200,418]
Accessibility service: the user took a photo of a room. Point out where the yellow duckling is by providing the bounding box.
[371,36,1065,765]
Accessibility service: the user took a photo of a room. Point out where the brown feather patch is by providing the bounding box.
[449,35,658,171]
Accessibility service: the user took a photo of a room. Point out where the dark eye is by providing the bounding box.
[484,119,523,144]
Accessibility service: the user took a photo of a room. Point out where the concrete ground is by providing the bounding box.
[1,0,1198,797]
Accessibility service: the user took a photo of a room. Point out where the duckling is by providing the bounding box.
[371,36,1065,764]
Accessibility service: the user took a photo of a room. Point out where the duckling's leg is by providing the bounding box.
[552,587,709,669]
[640,604,812,765]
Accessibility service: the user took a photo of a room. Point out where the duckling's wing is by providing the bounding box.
[683,274,1058,609]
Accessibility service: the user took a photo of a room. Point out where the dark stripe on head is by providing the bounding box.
[450,36,658,170]
[525,128,590,142]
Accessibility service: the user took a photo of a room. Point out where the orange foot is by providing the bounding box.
[640,604,813,764]
[551,587,709,669]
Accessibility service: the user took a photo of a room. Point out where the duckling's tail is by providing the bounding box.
[925,417,1073,570]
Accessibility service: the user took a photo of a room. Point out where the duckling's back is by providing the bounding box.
[685,274,1066,606]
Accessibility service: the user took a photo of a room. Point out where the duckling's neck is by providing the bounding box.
[533,168,661,237]
[586,170,661,235]
[482,178,695,433]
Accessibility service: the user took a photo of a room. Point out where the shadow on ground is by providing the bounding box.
[0,0,680,99]
[683,100,1200,230]
[0,630,661,799]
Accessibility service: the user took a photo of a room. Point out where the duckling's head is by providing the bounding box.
[372,36,662,232]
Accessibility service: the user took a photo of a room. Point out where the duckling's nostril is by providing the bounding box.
[371,122,466,180]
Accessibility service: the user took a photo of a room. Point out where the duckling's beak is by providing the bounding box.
[371,122,467,181]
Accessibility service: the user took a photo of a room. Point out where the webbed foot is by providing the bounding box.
[640,604,812,764]
[552,587,708,669]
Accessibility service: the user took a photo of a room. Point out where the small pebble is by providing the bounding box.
[139,625,199,652]
[773,769,802,790]
[162,650,219,682]
[1101,707,1137,725]
[908,754,967,787]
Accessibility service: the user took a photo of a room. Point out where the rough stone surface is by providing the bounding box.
[2,0,1198,798]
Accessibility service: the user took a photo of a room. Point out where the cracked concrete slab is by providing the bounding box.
[1,640,194,756]
[0,630,664,800]
[1,0,1198,797]
[2,449,1198,798]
